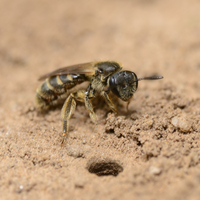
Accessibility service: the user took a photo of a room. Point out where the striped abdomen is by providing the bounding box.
[36,74,88,110]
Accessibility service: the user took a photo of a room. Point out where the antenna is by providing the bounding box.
[136,76,163,82]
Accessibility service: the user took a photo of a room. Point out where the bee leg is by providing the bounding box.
[74,89,97,123]
[126,100,131,112]
[101,91,117,113]
[84,85,97,124]
[61,90,97,145]
[84,95,97,124]
[61,93,76,145]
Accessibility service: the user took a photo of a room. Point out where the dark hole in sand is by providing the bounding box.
[87,158,123,176]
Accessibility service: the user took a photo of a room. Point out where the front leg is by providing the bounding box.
[101,90,117,113]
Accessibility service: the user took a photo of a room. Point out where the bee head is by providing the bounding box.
[109,71,138,101]
[109,71,163,101]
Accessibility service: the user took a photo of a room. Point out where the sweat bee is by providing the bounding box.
[35,61,163,145]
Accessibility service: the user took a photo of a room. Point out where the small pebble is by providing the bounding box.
[82,140,86,144]
[171,115,191,133]
[19,185,24,190]
[149,166,162,175]
[67,146,83,158]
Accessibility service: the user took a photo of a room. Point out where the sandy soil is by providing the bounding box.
[0,0,200,199]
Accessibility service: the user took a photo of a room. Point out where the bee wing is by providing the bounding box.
[38,62,95,81]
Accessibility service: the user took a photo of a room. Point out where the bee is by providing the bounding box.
[35,61,163,145]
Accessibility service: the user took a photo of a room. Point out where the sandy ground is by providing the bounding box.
[0,0,200,199]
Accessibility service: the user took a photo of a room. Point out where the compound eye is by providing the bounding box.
[109,71,138,101]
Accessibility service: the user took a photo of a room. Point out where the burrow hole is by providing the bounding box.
[86,157,123,177]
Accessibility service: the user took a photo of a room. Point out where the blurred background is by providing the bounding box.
[0,0,200,101]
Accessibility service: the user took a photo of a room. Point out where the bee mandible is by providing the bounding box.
[35,61,163,145]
